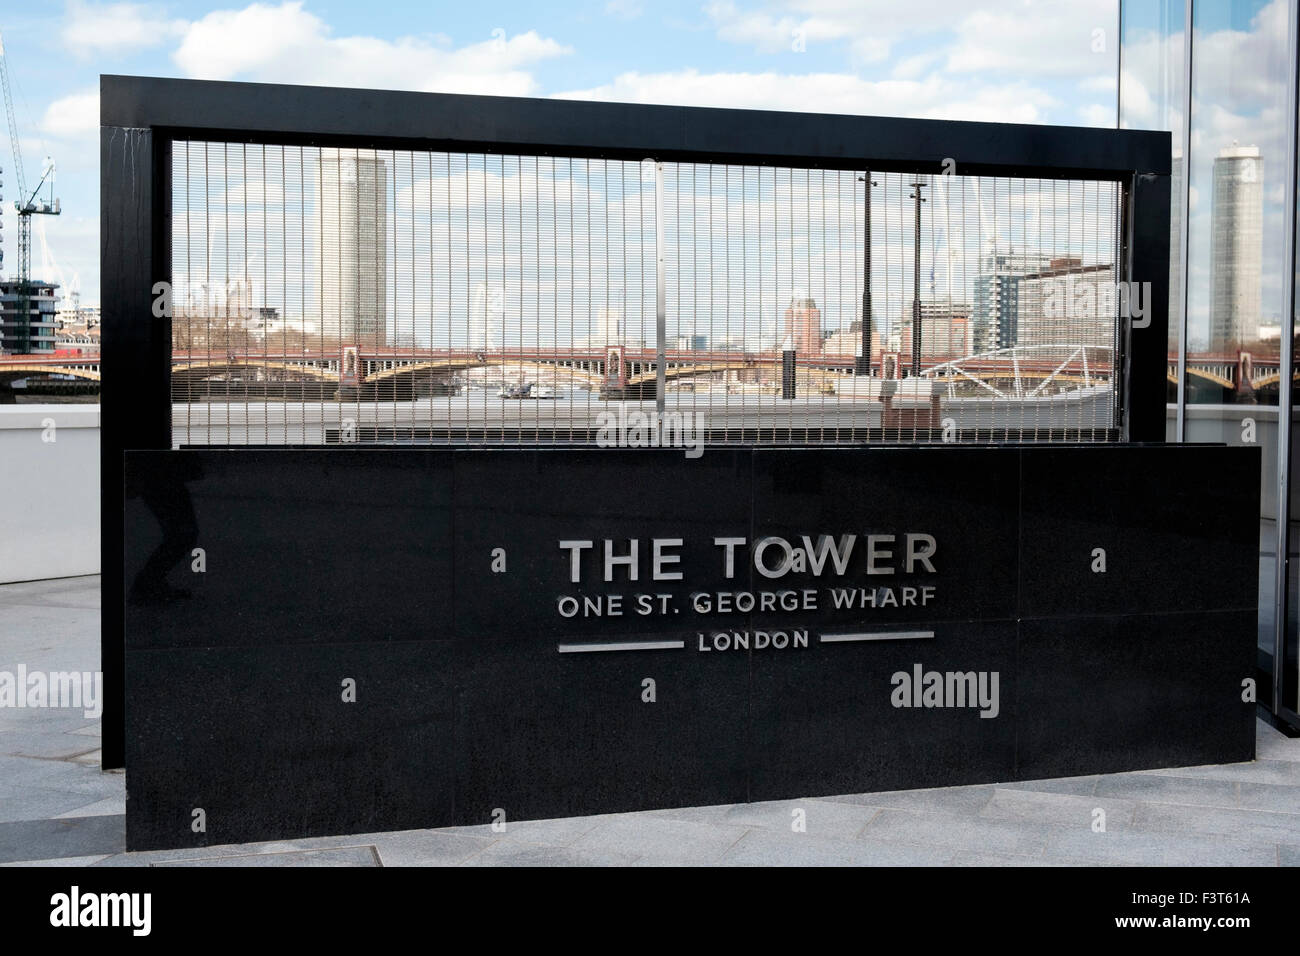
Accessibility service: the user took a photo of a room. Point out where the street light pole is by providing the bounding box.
[857,173,877,377]
[909,179,927,377]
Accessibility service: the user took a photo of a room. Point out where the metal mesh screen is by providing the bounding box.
[169,141,1123,447]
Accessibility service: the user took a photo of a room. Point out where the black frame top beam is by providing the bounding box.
[101,74,1170,180]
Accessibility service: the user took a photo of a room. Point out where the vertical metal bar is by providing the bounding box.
[1127,170,1172,442]
[858,172,873,379]
[655,159,666,417]
[910,179,925,377]
[1272,0,1299,717]
[1176,0,1193,443]
[1115,0,1124,127]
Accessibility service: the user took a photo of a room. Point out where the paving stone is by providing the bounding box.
[982,788,1137,830]
[650,798,879,841]
[0,577,100,608]
[721,829,953,866]
[569,815,748,864]
[1256,732,1300,763]
[992,775,1100,796]
[1151,759,1300,787]
[1043,829,1278,866]
[153,846,380,867]
[19,764,125,800]
[1280,845,1300,866]
[1094,772,1241,808]
[824,784,998,815]
[0,815,124,864]
[860,807,1056,855]
[0,732,102,760]
[1132,802,1300,845]
[951,850,1077,866]
[365,830,494,866]
[436,814,606,847]
[54,795,125,818]
[460,841,640,866]
[1,855,111,867]
[0,786,107,825]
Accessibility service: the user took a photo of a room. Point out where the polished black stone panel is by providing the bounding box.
[124,640,455,851]
[1019,445,1261,618]
[1016,609,1258,779]
[753,448,1020,626]
[454,449,752,641]
[124,449,452,649]
[452,630,749,824]
[119,444,1263,849]
[749,620,1017,800]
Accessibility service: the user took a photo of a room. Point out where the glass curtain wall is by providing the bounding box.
[1122,0,1300,727]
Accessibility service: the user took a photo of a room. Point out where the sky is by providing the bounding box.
[0,0,1286,350]
[1,0,1125,311]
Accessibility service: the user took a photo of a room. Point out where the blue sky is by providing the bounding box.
[0,0,1284,332]
[0,0,1130,308]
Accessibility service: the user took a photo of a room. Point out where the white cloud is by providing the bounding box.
[41,89,99,136]
[61,0,187,58]
[554,69,1057,124]
[171,2,571,95]
[1077,102,1114,128]
[605,0,644,19]
[706,0,1117,78]
[705,0,848,56]
[944,3,1116,77]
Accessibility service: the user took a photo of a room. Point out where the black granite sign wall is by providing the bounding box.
[122,445,1260,850]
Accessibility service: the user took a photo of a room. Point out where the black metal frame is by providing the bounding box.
[100,73,1172,767]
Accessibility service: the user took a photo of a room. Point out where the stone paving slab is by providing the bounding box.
[0,815,125,864]
[152,846,381,867]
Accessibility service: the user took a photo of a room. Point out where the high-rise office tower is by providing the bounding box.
[316,148,389,346]
[1209,144,1262,349]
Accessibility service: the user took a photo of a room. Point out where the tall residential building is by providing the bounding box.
[1209,144,1263,349]
[0,280,58,354]
[973,247,1053,353]
[783,294,822,353]
[1017,259,1117,350]
[316,148,389,346]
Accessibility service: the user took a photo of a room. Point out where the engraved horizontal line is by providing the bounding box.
[557,640,685,654]
[819,630,935,643]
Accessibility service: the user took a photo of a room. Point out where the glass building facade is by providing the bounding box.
[1121,0,1300,729]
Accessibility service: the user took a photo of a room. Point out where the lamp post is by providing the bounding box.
[909,179,927,377]
[857,174,877,377]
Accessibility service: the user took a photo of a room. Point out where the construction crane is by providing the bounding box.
[0,31,60,353]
